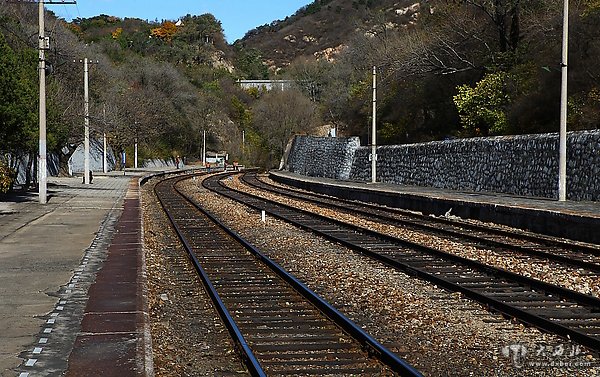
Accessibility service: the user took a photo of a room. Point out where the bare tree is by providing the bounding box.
[458,0,522,52]
[252,88,318,166]
[285,56,332,102]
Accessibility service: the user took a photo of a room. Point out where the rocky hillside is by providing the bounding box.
[237,0,425,71]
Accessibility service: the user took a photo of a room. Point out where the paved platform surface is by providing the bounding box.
[0,169,168,377]
[270,170,600,244]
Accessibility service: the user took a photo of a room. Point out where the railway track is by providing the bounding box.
[153,174,421,376]
[242,173,600,274]
[202,172,600,353]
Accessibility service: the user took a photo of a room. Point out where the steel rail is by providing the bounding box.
[241,173,600,272]
[259,173,600,256]
[154,176,266,377]
[211,174,600,307]
[155,173,423,376]
[268,173,600,252]
[203,173,600,352]
[176,179,422,376]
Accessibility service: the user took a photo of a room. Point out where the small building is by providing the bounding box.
[205,151,228,165]
[237,79,294,91]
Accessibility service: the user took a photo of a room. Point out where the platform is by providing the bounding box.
[0,170,161,377]
[269,170,600,245]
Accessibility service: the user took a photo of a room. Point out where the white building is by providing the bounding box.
[237,79,294,91]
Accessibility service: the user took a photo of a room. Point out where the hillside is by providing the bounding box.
[2,0,600,192]
[237,0,423,71]
[70,14,235,70]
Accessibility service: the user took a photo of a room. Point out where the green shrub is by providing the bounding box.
[453,72,511,136]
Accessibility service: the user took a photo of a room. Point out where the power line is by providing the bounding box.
[74,0,81,19]
[61,2,71,21]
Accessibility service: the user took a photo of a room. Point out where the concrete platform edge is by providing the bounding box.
[270,171,600,245]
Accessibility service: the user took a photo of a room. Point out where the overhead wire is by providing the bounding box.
[61,1,72,21]
[74,0,81,20]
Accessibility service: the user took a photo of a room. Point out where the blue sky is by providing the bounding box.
[53,0,313,42]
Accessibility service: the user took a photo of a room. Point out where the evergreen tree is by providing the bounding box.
[0,31,38,157]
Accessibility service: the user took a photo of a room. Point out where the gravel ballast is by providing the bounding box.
[178,175,598,377]
[142,177,248,376]
[138,172,599,376]
[231,175,600,298]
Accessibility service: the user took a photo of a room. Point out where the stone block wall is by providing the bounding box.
[284,130,600,201]
[285,135,360,180]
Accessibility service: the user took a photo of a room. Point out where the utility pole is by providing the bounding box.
[371,66,377,184]
[38,0,47,201]
[134,137,138,168]
[31,0,76,203]
[79,58,98,184]
[133,121,139,169]
[102,105,107,173]
[558,0,569,201]
[202,130,206,165]
[83,58,90,184]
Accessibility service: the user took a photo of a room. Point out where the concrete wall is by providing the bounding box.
[13,153,60,185]
[284,130,600,201]
[142,158,176,169]
[68,138,117,174]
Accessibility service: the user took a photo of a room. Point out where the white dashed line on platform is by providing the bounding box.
[25,359,36,367]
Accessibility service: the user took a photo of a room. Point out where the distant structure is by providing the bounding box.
[205,151,228,165]
[237,79,294,91]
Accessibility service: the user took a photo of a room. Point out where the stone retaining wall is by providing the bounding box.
[284,130,600,201]
[285,135,360,180]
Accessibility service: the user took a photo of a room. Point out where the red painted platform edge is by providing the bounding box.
[66,178,154,377]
